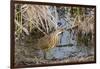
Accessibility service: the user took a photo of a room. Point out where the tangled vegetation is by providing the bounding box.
[14,3,95,66]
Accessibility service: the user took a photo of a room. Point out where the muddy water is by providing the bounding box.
[46,45,94,60]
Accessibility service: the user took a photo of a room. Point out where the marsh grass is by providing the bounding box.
[14,4,95,66]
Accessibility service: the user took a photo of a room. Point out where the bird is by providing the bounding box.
[33,28,64,52]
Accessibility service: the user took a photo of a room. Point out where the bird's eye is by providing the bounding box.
[57,22,62,26]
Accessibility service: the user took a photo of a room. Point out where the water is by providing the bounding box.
[46,45,94,60]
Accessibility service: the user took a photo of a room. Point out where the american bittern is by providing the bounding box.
[32,28,64,59]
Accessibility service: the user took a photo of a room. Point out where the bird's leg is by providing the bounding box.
[43,50,47,60]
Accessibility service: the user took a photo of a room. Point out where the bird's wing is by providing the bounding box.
[37,35,51,49]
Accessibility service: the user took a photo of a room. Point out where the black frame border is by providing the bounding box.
[10,1,96,69]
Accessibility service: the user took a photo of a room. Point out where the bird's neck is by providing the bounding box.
[54,29,62,36]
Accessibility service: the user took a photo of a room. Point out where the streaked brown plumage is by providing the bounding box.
[33,29,64,59]
[34,29,64,51]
